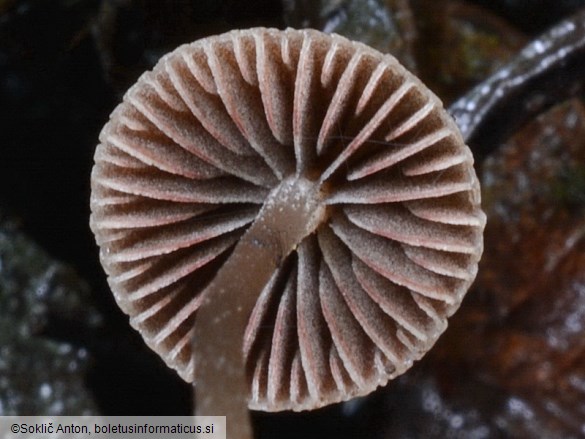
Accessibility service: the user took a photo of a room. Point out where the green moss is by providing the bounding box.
[550,165,585,209]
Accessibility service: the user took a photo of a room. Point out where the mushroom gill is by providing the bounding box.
[90,27,485,416]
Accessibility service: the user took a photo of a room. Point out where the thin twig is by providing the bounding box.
[449,8,585,165]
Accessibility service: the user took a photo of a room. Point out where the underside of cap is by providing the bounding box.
[90,27,485,412]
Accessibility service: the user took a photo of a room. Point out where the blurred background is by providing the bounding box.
[0,1,584,437]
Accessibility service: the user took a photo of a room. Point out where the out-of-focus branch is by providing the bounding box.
[449,8,585,165]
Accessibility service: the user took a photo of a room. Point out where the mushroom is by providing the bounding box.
[90,28,485,438]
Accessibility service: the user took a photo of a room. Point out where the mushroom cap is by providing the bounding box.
[90,28,485,412]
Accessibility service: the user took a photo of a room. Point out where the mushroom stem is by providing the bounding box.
[193,175,328,439]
